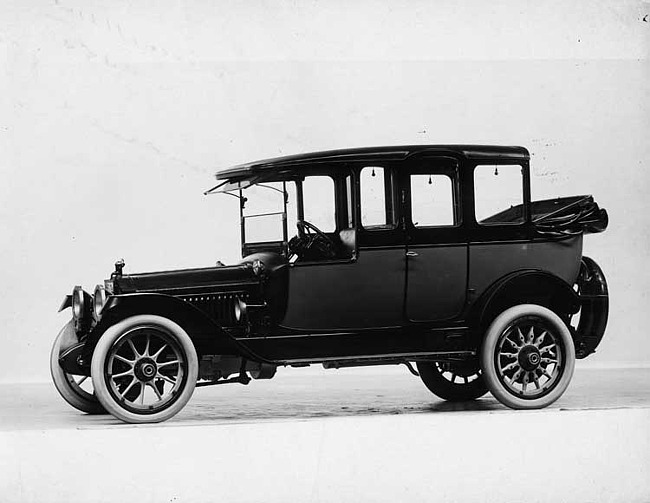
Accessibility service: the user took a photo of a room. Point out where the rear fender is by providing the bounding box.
[81,293,270,364]
[574,256,609,358]
[473,270,580,340]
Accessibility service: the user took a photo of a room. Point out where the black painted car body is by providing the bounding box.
[53,145,609,423]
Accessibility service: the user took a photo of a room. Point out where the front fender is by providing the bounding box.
[81,293,271,364]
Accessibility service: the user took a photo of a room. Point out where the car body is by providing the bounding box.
[52,145,609,423]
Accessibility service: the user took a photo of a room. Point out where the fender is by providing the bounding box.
[574,256,609,358]
[80,293,272,365]
[472,269,580,333]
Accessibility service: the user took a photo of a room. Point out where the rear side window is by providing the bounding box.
[474,164,524,225]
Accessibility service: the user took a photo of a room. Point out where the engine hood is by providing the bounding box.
[115,263,260,295]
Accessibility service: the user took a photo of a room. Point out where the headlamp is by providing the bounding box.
[71,286,84,321]
[93,284,107,318]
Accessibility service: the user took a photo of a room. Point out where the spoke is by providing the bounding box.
[139,382,146,405]
[500,352,518,358]
[449,372,456,383]
[506,336,521,350]
[148,382,163,400]
[463,376,469,384]
[158,360,180,369]
[127,339,141,359]
[532,373,541,389]
[114,354,134,366]
[502,361,519,372]
[76,376,88,386]
[526,326,535,344]
[120,377,138,399]
[152,344,168,361]
[143,334,151,357]
[541,368,553,380]
[510,369,523,384]
[156,372,177,385]
[516,328,526,346]
[522,372,529,393]
[111,369,134,379]
[533,331,548,348]
[539,344,555,355]
[541,357,558,365]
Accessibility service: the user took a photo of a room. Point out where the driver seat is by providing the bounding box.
[338,228,356,258]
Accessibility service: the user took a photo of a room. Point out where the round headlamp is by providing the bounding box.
[93,284,107,317]
[72,286,84,321]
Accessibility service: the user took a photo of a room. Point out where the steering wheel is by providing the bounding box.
[291,220,337,260]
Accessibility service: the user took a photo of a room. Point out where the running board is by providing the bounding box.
[280,351,476,368]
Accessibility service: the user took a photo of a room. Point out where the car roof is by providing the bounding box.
[215,144,529,181]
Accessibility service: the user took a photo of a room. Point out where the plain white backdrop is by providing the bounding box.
[1,0,649,382]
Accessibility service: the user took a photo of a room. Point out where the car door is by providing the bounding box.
[404,156,468,322]
[280,164,406,330]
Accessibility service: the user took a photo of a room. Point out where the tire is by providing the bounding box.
[91,315,198,424]
[50,321,107,414]
[480,304,575,409]
[416,360,488,401]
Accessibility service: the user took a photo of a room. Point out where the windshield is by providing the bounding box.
[241,182,291,244]
[225,175,339,257]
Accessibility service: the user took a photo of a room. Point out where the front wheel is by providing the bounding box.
[480,304,575,409]
[91,315,198,424]
[416,360,488,401]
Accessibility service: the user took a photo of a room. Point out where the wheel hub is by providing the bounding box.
[134,358,157,381]
[518,345,541,372]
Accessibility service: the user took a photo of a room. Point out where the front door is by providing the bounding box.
[281,164,405,330]
[404,157,467,322]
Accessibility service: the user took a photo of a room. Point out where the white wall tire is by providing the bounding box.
[50,321,106,414]
[416,360,488,401]
[91,315,198,424]
[480,304,575,410]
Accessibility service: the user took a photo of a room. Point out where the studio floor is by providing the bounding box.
[1,366,649,502]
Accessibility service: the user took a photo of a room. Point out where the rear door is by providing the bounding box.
[404,156,467,322]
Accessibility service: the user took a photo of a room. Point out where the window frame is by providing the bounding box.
[472,163,527,227]
[358,165,400,232]
[405,157,462,231]
[408,172,459,229]
[299,173,338,234]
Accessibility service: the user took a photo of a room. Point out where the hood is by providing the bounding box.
[115,263,260,295]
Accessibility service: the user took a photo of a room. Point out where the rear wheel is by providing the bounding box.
[416,360,488,401]
[91,315,198,424]
[480,304,575,409]
[50,321,106,414]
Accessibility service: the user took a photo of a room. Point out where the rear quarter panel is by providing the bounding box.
[469,234,583,298]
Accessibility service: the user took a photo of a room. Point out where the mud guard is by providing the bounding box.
[574,256,609,358]
[474,269,581,336]
[80,293,272,365]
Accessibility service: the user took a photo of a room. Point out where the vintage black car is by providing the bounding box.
[51,145,609,423]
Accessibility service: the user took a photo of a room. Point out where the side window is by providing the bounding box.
[360,166,395,228]
[474,165,524,225]
[302,175,336,232]
[410,174,456,227]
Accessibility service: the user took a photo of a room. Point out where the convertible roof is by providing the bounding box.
[214,144,529,182]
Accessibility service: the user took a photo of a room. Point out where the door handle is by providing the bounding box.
[406,251,419,258]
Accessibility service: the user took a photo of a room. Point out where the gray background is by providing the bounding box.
[1,0,648,382]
